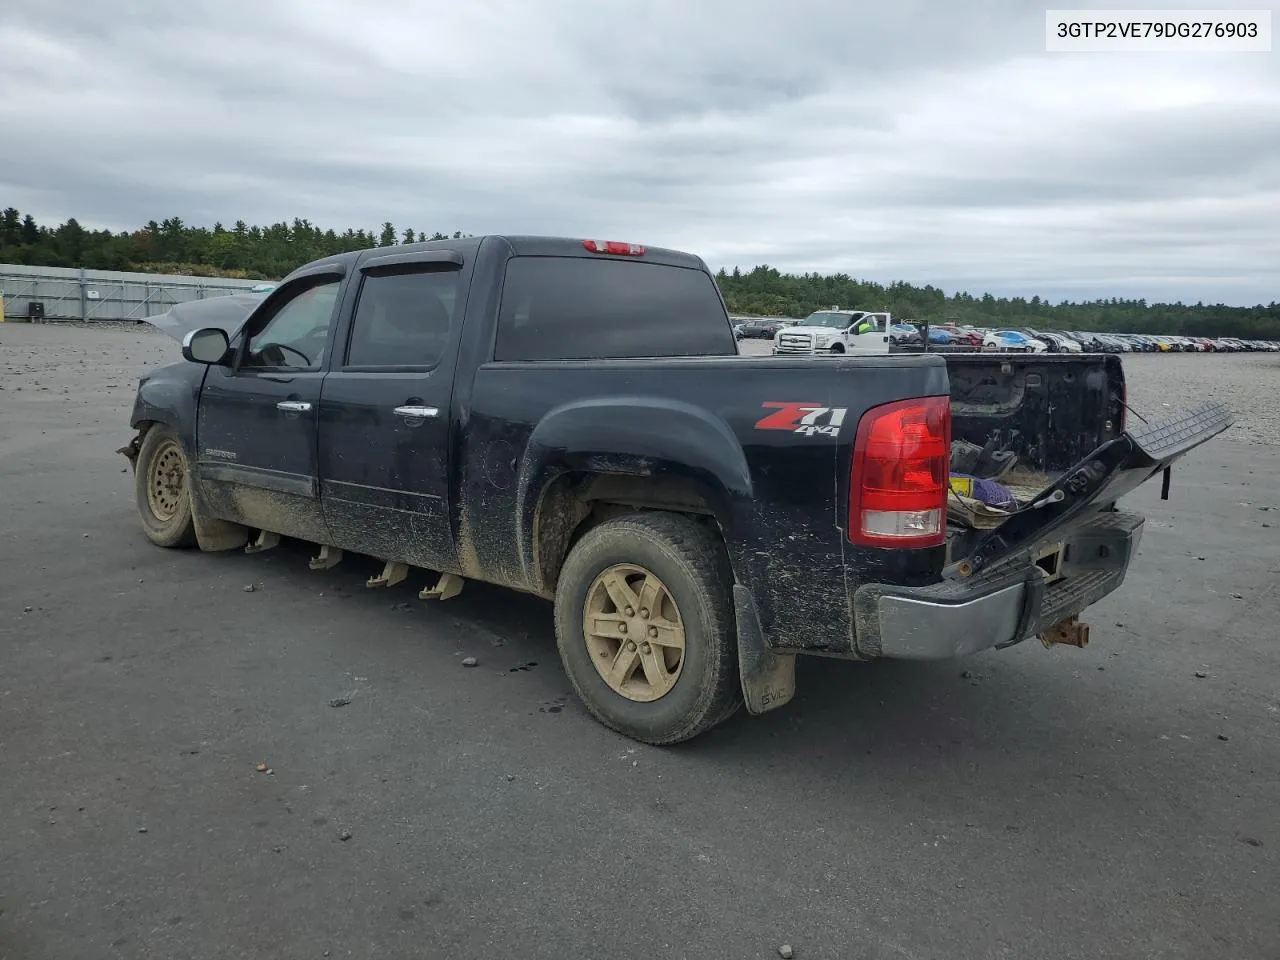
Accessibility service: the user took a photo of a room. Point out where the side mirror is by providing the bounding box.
[182,327,231,365]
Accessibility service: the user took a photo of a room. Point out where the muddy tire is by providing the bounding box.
[554,512,742,745]
[134,425,197,548]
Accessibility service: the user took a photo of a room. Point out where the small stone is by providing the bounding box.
[338,830,352,841]
[462,657,478,668]
[1264,523,1272,529]
[255,762,268,773]
[137,826,148,834]
[1097,666,1105,671]
[243,584,256,593]
[1231,593,1243,600]
[23,606,32,613]
[1195,671,1208,679]
[1217,734,1230,742]
[779,946,795,959]
[329,696,352,708]
[504,774,516,782]
[960,670,974,679]
[1239,836,1263,848]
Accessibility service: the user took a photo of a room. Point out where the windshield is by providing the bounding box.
[802,311,858,329]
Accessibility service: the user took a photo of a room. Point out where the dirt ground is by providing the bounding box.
[2,321,1278,960]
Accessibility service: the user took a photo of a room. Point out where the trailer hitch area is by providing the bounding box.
[1039,615,1090,649]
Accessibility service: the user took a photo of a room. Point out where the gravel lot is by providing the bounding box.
[2,322,1278,960]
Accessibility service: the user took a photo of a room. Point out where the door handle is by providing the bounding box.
[394,405,439,419]
[276,400,312,413]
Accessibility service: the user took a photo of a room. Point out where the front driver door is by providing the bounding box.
[195,270,344,544]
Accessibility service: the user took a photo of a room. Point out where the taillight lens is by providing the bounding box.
[848,396,951,548]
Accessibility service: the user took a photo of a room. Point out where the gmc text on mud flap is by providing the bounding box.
[755,402,849,437]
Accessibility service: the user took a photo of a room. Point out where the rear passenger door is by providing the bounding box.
[317,250,470,572]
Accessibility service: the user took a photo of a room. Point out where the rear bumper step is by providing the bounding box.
[853,510,1144,660]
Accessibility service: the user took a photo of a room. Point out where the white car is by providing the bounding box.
[982,330,1048,352]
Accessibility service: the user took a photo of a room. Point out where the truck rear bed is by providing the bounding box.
[940,353,1231,578]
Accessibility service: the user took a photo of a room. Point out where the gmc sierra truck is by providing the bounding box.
[120,235,1233,744]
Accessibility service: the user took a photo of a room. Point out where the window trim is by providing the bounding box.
[339,258,465,373]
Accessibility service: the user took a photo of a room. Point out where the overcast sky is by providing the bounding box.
[2,0,1277,304]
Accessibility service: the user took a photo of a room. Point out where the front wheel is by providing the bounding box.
[134,425,197,548]
[553,512,742,744]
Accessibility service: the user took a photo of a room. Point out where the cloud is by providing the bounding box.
[1,0,1276,304]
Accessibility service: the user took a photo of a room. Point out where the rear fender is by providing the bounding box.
[517,397,754,592]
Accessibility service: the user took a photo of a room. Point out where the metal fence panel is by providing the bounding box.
[0,263,267,321]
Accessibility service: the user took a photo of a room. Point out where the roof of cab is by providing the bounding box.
[280,234,708,284]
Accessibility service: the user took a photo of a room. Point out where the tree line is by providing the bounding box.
[3,207,1277,338]
[0,207,465,282]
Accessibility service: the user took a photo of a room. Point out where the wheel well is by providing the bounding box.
[533,472,721,594]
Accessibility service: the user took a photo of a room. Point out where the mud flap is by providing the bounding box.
[188,464,250,552]
[944,401,1233,580]
[733,584,796,715]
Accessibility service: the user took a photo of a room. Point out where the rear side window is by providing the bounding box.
[345,268,460,368]
[494,256,735,361]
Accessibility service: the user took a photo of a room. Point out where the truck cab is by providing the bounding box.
[772,309,891,356]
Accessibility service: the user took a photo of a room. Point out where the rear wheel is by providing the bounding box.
[554,512,742,744]
[134,425,197,548]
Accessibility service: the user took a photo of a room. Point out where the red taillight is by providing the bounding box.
[848,396,951,548]
[583,239,645,256]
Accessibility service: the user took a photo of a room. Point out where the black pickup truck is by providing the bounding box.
[120,235,1232,744]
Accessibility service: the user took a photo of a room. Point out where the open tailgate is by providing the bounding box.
[943,401,1234,581]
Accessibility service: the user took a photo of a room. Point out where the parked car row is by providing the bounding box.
[900,324,1279,354]
[978,328,1280,353]
[734,315,1278,354]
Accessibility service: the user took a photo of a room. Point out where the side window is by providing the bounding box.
[345,268,460,368]
[244,281,340,370]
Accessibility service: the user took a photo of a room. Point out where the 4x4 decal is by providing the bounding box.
[755,402,848,437]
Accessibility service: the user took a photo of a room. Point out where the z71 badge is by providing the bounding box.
[755,402,848,437]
